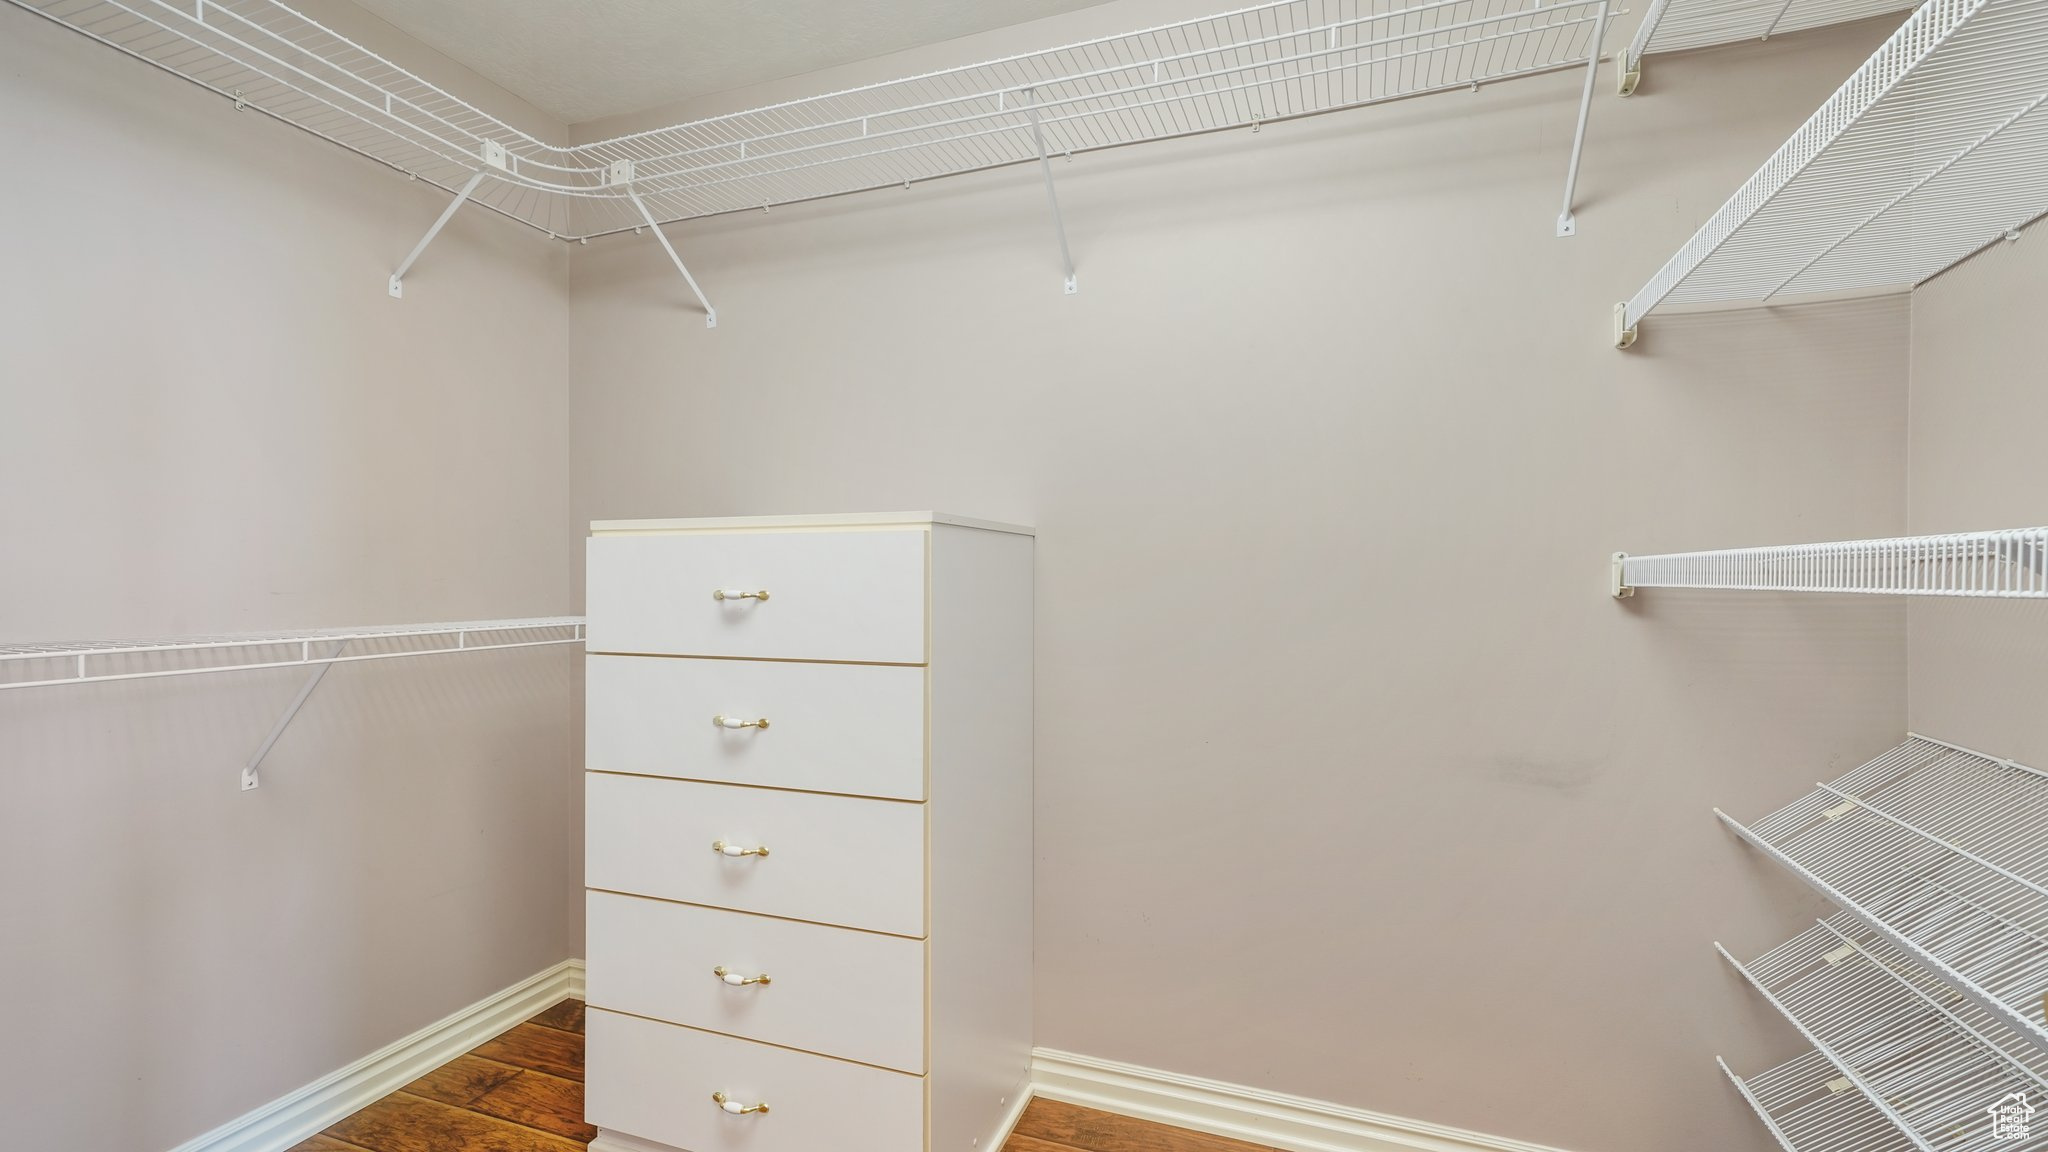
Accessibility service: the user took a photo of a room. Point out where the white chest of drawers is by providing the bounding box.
[584,512,1033,1152]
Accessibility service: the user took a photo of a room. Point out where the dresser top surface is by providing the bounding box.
[589,511,1035,537]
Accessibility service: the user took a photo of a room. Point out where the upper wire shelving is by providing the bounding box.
[1719,735,2048,1053]
[1721,914,2048,1151]
[1617,0,1914,93]
[1615,0,2048,346]
[10,0,1615,241]
[1611,526,2048,597]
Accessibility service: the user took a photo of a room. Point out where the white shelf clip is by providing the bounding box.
[622,169,719,329]
[389,170,488,299]
[1024,88,1079,295]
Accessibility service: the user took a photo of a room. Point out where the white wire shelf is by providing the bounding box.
[0,617,586,690]
[1611,527,2048,597]
[1615,0,2048,345]
[1721,913,2048,1151]
[1719,1049,1921,1152]
[1620,0,1914,89]
[1720,735,2048,1053]
[9,0,1614,241]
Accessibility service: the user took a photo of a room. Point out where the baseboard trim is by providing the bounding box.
[169,965,1558,1152]
[1029,1048,1575,1152]
[165,958,586,1152]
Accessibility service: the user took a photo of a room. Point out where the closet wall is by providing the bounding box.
[1906,239,2048,770]
[0,12,580,1152]
[568,8,1911,1152]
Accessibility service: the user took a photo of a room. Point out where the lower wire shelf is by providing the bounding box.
[1718,736,2048,1051]
[1720,1049,1920,1152]
[1721,914,2048,1152]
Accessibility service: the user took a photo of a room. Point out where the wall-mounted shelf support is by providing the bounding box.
[1025,89,1079,295]
[241,640,345,790]
[1556,0,1613,237]
[625,181,718,328]
[389,170,487,299]
[1612,302,1638,348]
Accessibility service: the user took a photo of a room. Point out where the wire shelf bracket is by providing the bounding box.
[1716,735,2048,1052]
[0,618,585,791]
[1618,0,1915,96]
[1611,526,2048,597]
[1615,0,2048,347]
[1026,88,1080,295]
[1558,0,1616,236]
[623,173,718,328]
[389,169,487,298]
[7,0,1621,255]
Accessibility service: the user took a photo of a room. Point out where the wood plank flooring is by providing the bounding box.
[293,998,1261,1152]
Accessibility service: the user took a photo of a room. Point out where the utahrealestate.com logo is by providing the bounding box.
[1990,1091,2036,1141]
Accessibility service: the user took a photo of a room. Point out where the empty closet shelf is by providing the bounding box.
[1611,527,2048,597]
[0,618,585,689]
[1617,0,2048,341]
[1720,914,2048,1152]
[1720,736,2048,1049]
[1719,1049,1920,1152]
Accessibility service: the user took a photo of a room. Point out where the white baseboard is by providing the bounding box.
[1030,1048,1577,1152]
[170,962,1558,1152]
[165,958,586,1152]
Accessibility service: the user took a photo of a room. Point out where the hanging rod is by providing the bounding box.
[1610,526,2048,597]
[0,617,586,691]
[6,0,1616,243]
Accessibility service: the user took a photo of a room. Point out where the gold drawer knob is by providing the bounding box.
[714,966,771,987]
[712,1091,769,1116]
[713,715,770,730]
[712,589,770,602]
[712,840,769,858]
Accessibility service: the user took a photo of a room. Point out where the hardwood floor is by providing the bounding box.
[293,999,1265,1152]
[289,999,593,1152]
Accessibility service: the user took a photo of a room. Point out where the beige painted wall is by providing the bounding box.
[0,10,579,1151]
[568,11,1909,1152]
[1906,235,2048,768]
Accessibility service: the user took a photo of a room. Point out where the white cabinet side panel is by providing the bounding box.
[926,524,1035,1152]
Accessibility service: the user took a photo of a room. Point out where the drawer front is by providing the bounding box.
[586,656,926,800]
[587,1009,923,1152]
[586,891,925,1073]
[587,531,926,663]
[587,774,926,937]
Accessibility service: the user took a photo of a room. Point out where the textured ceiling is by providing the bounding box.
[352,0,1121,125]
